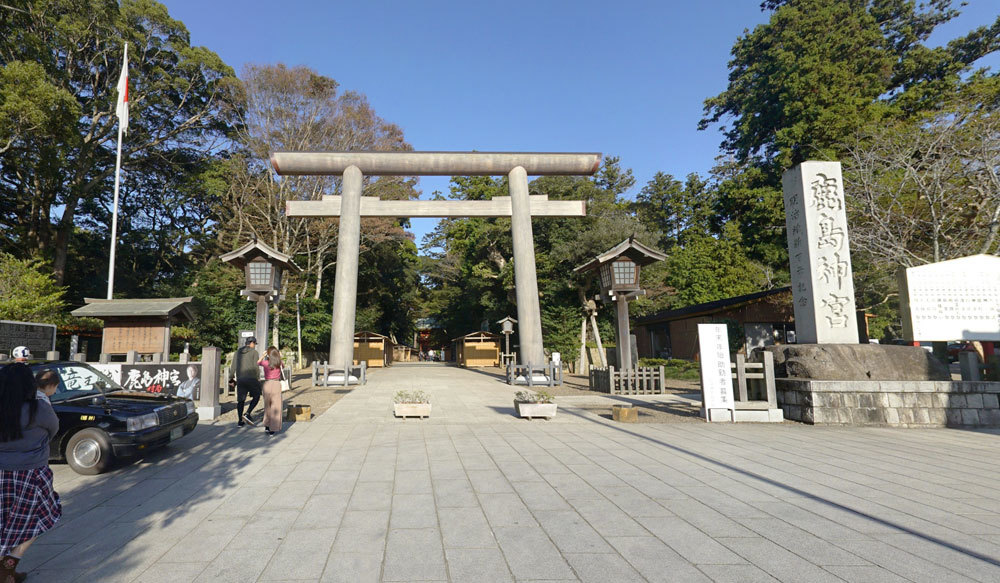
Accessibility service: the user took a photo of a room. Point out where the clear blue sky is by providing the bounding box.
[162,0,998,246]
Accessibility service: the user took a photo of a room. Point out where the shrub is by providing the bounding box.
[393,390,429,404]
[513,390,553,403]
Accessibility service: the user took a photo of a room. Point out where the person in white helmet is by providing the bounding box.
[11,347,31,363]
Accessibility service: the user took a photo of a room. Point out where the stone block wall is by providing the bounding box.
[776,379,1000,427]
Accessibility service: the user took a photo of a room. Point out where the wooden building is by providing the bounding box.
[354,331,393,368]
[393,344,416,362]
[453,331,501,367]
[633,288,795,360]
[70,297,196,358]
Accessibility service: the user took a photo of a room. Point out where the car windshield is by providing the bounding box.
[33,362,122,403]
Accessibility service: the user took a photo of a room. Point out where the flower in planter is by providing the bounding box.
[514,390,553,404]
[393,390,430,404]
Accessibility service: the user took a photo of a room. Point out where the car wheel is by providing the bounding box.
[65,428,114,475]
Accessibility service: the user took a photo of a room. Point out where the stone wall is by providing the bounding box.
[777,379,1000,427]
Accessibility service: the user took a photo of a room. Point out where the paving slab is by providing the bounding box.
[24,362,1000,582]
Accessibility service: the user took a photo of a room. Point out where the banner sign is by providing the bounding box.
[92,363,201,400]
[697,323,734,418]
[0,320,56,358]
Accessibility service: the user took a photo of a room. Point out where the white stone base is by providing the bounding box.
[515,402,557,419]
[197,405,221,421]
[514,374,550,385]
[327,374,360,384]
[733,408,784,423]
[394,403,431,418]
[703,408,734,422]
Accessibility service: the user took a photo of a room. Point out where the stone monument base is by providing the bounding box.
[777,379,1000,427]
[761,344,950,381]
[760,344,999,427]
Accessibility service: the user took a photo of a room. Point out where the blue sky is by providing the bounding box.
[162,0,999,245]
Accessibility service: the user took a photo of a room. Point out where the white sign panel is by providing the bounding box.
[698,324,734,416]
[781,162,859,343]
[899,255,1000,341]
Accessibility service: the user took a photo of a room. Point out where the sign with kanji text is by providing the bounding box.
[92,362,201,400]
[781,161,859,343]
[698,323,734,421]
[899,255,1000,341]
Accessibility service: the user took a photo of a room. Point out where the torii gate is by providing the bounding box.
[272,151,600,380]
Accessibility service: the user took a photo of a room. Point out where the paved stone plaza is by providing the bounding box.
[22,363,1000,582]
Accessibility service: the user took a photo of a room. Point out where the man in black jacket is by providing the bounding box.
[233,337,261,427]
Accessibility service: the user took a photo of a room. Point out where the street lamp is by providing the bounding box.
[220,239,300,349]
[574,236,666,370]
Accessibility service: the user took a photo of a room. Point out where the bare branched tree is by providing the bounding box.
[218,64,415,346]
[844,92,1000,268]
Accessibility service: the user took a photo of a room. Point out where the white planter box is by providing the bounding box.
[394,403,431,418]
[514,402,557,419]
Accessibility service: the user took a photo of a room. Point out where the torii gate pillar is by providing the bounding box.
[274,151,600,375]
[328,165,363,372]
[508,166,545,367]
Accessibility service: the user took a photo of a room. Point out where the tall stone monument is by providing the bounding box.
[781,161,859,344]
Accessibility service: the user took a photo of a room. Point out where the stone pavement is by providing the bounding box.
[22,362,1000,582]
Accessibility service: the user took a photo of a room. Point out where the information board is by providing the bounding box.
[697,323,734,418]
[0,320,56,357]
[899,255,1000,341]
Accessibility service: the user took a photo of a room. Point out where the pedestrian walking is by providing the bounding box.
[0,363,62,583]
[233,337,261,427]
[258,347,283,436]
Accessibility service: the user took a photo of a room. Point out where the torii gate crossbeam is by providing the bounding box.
[273,151,600,378]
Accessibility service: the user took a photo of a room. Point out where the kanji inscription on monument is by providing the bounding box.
[899,254,1000,341]
[781,161,859,343]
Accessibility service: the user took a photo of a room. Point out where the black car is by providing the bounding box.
[29,361,198,475]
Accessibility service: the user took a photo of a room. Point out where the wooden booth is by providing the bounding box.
[354,331,393,368]
[454,332,501,367]
[70,297,196,358]
[392,344,416,362]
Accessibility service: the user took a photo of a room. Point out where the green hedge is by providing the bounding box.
[637,358,701,381]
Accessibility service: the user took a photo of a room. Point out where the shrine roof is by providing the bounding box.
[71,297,196,322]
[573,236,667,273]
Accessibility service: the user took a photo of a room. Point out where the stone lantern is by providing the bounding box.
[574,237,666,370]
[497,316,518,366]
[220,239,300,349]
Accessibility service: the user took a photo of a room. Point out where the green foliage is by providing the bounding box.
[0,0,237,300]
[0,252,67,324]
[636,358,701,380]
[185,260,254,352]
[662,229,769,308]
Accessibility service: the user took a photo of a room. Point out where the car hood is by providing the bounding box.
[57,391,187,415]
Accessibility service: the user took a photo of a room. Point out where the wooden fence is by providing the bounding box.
[589,366,666,395]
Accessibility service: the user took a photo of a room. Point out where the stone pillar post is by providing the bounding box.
[616,296,632,370]
[508,166,545,368]
[255,297,269,351]
[329,164,363,371]
[198,346,221,420]
[782,161,859,343]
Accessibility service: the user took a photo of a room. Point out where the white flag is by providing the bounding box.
[115,43,129,134]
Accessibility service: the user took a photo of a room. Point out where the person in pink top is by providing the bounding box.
[257,347,283,436]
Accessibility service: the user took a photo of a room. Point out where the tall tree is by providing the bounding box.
[701,0,999,168]
[0,0,237,287]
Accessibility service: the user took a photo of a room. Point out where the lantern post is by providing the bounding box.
[574,237,666,370]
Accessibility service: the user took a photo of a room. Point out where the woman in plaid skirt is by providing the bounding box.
[0,363,62,583]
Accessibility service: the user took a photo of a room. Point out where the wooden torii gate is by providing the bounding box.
[273,151,600,382]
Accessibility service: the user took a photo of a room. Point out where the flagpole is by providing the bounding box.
[107,122,123,300]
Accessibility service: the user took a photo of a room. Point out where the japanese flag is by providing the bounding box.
[115,43,129,134]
